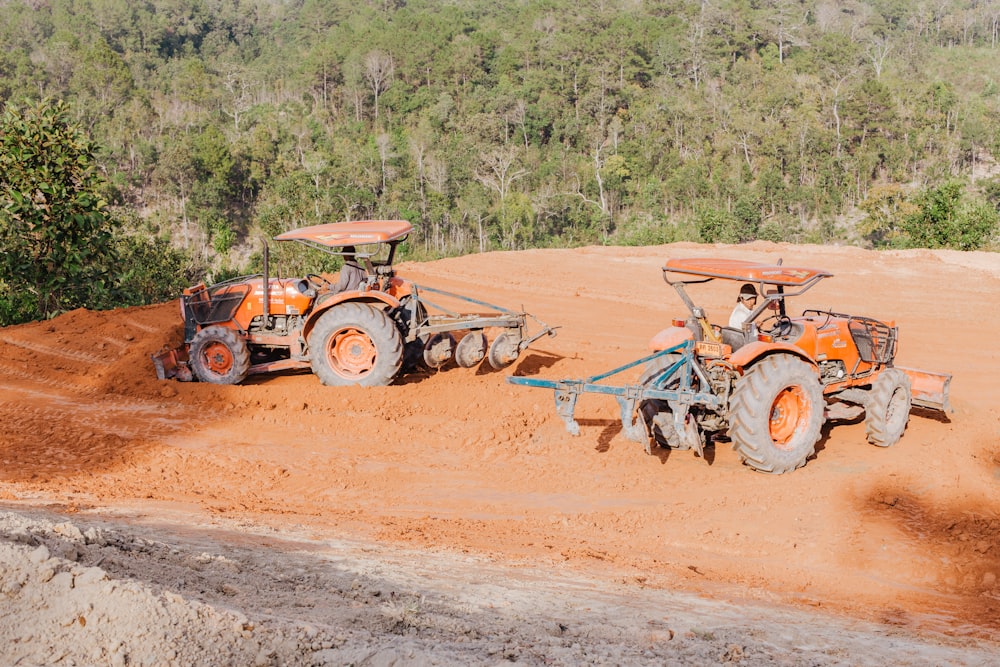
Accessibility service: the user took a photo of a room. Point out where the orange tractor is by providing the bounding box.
[153,220,554,386]
[509,258,951,474]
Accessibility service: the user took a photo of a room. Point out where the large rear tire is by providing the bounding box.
[729,355,824,474]
[637,354,686,450]
[865,368,912,447]
[189,326,250,385]
[309,303,403,387]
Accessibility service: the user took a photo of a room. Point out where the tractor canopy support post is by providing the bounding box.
[262,240,270,326]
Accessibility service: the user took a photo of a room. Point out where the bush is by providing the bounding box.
[0,282,37,325]
[695,207,739,244]
[0,99,117,323]
[613,214,676,246]
[901,181,998,250]
[112,233,200,307]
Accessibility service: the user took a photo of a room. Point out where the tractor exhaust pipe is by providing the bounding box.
[262,239,270,325]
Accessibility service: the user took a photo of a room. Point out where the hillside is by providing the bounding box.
[3,0,1000,271]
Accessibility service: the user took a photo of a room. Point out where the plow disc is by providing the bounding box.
[455,331,488,368]
[488,332,521,370]
[423,333,456,369]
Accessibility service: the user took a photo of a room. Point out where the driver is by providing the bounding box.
[729,283,757,329]
[332,245,366,293]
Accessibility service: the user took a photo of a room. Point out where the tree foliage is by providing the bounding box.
[901,182,999,250]
[0,99,116,322]
[0,0,998,318]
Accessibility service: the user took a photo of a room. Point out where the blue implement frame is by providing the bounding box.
[507,341,723,446]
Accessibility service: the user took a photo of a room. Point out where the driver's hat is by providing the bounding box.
[739,283,758,299]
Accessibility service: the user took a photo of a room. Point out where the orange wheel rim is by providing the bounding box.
[328,327,376,377]
[769,386,809,448]
[202,342,234,374]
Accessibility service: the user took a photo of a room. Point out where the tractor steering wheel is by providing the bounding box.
[761,314,794,338]
[306,273,333,290]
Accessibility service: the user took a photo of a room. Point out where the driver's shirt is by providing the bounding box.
[333,260,366,293]
[729,302,753,329]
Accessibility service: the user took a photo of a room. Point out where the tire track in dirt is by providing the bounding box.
[0,378,204,483]
[122,315,162,334]
[0,363,101,397]
[0,334,109,365]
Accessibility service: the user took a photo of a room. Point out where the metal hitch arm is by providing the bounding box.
[507,342,722,442]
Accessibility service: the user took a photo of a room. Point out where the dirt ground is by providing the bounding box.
[1,241,999,665]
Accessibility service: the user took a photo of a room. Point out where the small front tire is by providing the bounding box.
[865,368,912,447]
[189,326,251,385]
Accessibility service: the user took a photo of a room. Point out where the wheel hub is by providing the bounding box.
[886,388,907,427]
[769,386,809,448]
[202,342,234,374]
[329,327,376,377]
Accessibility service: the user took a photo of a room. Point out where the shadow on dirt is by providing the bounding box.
[392,359,500,385]
[910,405,952,424]
[572,419,622,453]
[857,470,1000,638]
[579,421,720,467]
[507,350,564,376]
[810,422,837,462]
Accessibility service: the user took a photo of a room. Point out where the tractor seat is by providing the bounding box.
[719,327,748,351]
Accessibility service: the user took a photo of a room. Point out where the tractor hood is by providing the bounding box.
[664,258,832,287]
[275,220,413,246]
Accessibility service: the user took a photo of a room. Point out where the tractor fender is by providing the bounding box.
[303,291,402,341]
[647,326,694,352]
[730,341,818,373]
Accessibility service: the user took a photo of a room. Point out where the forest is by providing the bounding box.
[1,0,1000,323]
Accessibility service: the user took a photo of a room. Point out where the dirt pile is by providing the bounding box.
[1,241,999,664]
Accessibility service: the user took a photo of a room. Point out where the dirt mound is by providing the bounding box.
[1,242,999,662]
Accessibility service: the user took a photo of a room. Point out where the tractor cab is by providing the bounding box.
[659,258,833,352]
[274,219,413,292]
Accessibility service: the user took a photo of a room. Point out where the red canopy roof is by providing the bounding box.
[663,258,832,286]
[275,220,413,246]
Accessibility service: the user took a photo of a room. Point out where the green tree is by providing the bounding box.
[859,183,917,247]
[188,125,239,235]
[695,205,739,244]
[901,181,998,250]
[69,37,134,129]
[112,211,199,307]
[733,193,762,241]
[0,99,117,323]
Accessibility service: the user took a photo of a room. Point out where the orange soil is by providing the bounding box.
[1,242,998,641]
